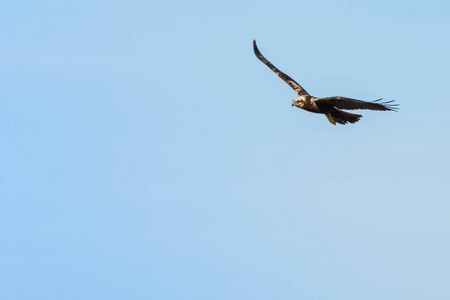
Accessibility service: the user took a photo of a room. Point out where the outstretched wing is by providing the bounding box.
[315,97,399,111]
[253,40,309,96]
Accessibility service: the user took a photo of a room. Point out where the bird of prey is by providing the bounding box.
[253,40,398,125]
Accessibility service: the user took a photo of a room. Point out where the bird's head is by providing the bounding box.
[292,96,305,108]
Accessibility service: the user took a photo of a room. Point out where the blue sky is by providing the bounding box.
[1,0,450,299]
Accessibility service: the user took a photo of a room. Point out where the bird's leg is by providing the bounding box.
[325,113,336,125]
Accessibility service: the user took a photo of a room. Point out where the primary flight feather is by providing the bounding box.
[253,40,398,125]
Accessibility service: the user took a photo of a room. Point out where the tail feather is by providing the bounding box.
[327,109,362,125]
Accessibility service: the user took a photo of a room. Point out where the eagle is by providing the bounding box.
[253,40,398,125]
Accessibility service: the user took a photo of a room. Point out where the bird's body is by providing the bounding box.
[253,40,398,125]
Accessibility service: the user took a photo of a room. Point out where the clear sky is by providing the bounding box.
[1,0,450,299]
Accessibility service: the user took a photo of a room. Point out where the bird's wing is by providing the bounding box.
[315,97,399,111]
[253,40,309,96]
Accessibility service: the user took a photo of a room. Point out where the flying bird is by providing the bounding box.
[253,40,398,125]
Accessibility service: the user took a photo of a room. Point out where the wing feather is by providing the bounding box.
[315,97,399,111]
[253,40,309,96]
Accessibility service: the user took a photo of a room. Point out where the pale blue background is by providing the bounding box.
[1,0,450,299]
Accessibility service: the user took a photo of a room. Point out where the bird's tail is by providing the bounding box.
[326,109,362,125]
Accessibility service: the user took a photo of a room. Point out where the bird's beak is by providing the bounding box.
[292,103,294,107]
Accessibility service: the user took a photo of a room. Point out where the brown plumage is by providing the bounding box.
[253,40,398,125]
